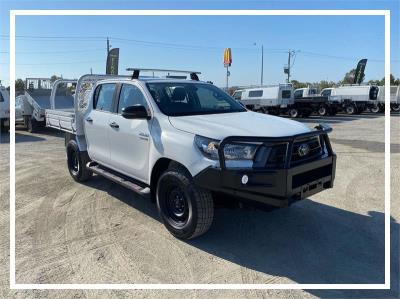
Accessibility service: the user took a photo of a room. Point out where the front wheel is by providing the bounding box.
[156,167,214,240]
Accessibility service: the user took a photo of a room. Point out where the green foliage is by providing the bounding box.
[50,75,62,83]
[340,68,365,85]
[15,79,25,92]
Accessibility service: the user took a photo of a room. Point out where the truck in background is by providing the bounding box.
[0,84,10,132]
[285,87,338,118]
[15,78,76,132]
[232,84,294,115]
[320,85,379,115]
[371,85,400,113]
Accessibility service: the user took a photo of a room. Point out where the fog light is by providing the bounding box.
[241,174,249,185]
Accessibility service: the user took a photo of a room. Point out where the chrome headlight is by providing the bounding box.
[223,143,259,160]
[194,135,219,160]
[195,135,260,161]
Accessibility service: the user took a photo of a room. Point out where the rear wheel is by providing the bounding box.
[345,104,356,115]
[288,108,299,118]
[318,105,328,116]
[370,105,380,113]
[66,139,92,182]
[391,103,400,112]
[156,166,214,240]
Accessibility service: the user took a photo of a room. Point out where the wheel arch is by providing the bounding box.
[150,158,191,200]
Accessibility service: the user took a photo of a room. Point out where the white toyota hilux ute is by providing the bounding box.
[46,70,336,240]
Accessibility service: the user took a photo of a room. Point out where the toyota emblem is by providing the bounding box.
[298,143,310,157]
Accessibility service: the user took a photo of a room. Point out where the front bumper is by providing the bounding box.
[193,124,336,207]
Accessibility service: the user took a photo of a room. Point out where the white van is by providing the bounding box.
[233,84,294,115]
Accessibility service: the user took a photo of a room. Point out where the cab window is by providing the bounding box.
[118,84,147,114]
[233,91,242,100]
[94,83,116,112]
[248,90,263,97]
[0,92,4,102]
[321,89,332,97]
[294,89,303,98]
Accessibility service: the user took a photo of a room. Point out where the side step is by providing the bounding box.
[87,162,150,196]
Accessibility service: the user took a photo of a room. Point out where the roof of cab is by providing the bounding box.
[96,77,209,84]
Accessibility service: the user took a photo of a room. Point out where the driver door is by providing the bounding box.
[108,83,152,182]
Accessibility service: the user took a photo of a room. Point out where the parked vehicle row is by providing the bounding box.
[15,78,76,132]
[45,69,336,240]
[234,84,400,117]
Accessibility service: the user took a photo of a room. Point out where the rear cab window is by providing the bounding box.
[281,90,291,99]
[0,91,4,102]
[94,83,117,112]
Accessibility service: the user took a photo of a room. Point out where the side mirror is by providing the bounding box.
[121,105,150,119]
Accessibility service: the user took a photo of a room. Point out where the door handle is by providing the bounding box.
[109,122,119,129]
[138,132,149,140]
[86,117,93,123]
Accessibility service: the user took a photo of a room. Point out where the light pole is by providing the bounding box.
[254,43,264,85]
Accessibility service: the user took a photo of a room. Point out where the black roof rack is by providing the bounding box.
[126,68,201,81]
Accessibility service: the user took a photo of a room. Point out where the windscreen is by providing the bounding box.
[146,82,246,116]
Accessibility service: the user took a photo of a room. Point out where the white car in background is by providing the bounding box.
[0,85,10,132]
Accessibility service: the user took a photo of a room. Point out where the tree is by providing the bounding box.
[15,79,25,92]
[318,80,336,90]
[373,74,399,86]
[290,80,307,89]
[341,68,365,85]
[50,75,62,83]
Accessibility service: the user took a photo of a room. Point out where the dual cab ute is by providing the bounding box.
[46,69,336,239]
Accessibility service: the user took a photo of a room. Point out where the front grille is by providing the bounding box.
[253,136,325,169]
[291,137,323,165]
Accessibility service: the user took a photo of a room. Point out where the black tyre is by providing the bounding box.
[156,167,214,240]
[317,105,328,116]
[25,116,38,133]
[391,104,400,112]
[0,119,8,133]
[370,105,380,114]
[288,108,299,118]
[345,104,356,115]
[66,139,92,182]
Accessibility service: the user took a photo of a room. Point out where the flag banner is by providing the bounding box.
[353,58,367,84]
[106,48,120,75]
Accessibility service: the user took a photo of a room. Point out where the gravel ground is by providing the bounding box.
[0,112,399,298]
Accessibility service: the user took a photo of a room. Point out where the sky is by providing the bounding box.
[0,0,399,87]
